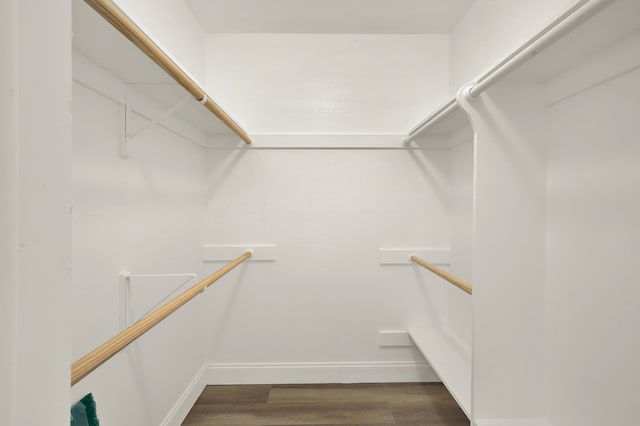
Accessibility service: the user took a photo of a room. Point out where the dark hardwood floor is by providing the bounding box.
[182,383,469,425]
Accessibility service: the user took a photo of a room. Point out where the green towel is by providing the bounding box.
[70,393,99,426]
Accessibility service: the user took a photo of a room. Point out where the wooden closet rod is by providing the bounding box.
[83,0,252,145]
[71,251,252,386]
[410,255,472,295]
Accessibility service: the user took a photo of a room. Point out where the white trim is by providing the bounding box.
[402,134,450,149]
[249,132,407,136]
[203,244,277,262]
[208,134,408,149]
[204,361,438,385]
[160,365,208,426]
[475,419,552,426]
[379,248,450,265]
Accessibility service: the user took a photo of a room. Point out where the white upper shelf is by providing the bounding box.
[403,98,473,147]
[72,0,250,140]
[133,84,234,136]
[406,0,640,144]
[417,104,469,136]
[505,0,640,83]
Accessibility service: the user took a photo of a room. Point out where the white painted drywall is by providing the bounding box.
[545,60,640,426]
[461,83,548,419]
[205,34,450,134]
[0,1,17,423]
[3,1,73,425]
[70,55,207,425]
[202,147,451,377]
[447,139,474,348]
[187,0,472,34]
[112,0,207,84]
[449,0,578,94]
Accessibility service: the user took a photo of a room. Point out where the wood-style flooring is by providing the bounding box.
[182,383,469,425]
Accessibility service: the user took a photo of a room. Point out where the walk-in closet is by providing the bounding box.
[2,0,639,425]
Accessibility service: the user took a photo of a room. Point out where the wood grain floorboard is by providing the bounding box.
[268,383,453,409]
[194,385,271,405]
[182,383,469,426]
[183,402,395,425]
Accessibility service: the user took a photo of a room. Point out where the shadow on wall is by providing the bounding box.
[411,266,447,330]
[123,343,155,421]
[205,148,248,202]
[406,148,449,208]
[470,84,547,189]
[203,261,250,361]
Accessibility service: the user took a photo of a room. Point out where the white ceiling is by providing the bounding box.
[185,0,473,34]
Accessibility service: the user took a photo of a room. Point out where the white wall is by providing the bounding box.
[112,0,207,84]
[70,55,207,425]
[0,1,73,425]
[447,139,474,348]
[0,1,17,423]
[460,83,549,420]
[202,147,451,379]
[205,34,450,134]
[199,27,457,384]
[449,0,577,94]
[447,2,640,423]
[545,59,640,426]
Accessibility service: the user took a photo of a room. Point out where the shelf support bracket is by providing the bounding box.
[120,92,194,158]
[118,272,197,330]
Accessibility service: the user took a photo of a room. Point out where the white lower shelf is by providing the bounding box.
[407,327,471,418]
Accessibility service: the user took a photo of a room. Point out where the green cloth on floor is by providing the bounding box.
[71,393,99,426]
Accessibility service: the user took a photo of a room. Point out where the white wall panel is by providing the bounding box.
[447,139,474,349]
[461,83,548,419]
[70,56,207,425]
[545,62,640,426]
[0,1,17,423]
[187,0,472,34]
[7,1,73,424]
[202,147,452,374]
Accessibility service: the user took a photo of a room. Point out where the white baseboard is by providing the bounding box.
[204,361,439,384]
[475,419,552,426]
[160,365,207,426]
